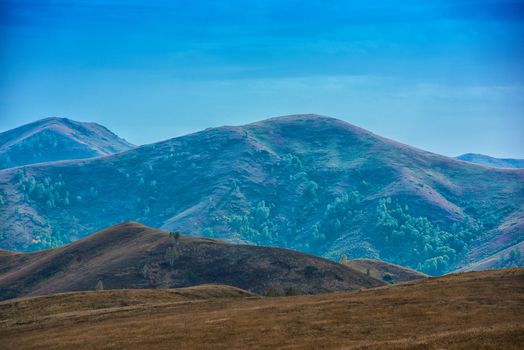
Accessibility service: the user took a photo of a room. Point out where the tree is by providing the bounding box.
[142,264,149,279]
[95,279,104,291]
[382,274,393,283]
[285,286,298,296]
[265,286,283,297]
[165,246,178,267]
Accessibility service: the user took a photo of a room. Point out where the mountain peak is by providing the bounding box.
[0,117,135,169]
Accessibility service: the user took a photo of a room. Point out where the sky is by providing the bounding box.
[0,0,523,157]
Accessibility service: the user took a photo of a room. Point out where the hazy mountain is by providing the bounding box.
[457,153,524,169]
[0,117,134,169]
[456,241,524,272]
[0,114,522,275]
[0,222,384,300]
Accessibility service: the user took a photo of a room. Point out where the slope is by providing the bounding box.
[456,153,524,169]
[0,117,134,169]
[0,222,385,301]
[0,114,522,275]
[1,268,522,350]
[342,258,428,284]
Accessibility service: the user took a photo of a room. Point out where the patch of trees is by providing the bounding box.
[374,198,483,275]
[226,201,272,244]
[265,285,299,297]
[496,249,523,268]
[17,171,71,209]
[320,191,362,238]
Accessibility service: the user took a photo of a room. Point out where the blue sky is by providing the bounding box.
[1,0,523,157]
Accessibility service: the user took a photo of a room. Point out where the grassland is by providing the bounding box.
[1,268,522,350]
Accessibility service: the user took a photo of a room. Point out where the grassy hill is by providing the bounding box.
[0,117,134,169]
[1,268,522,349]
[0,222,384,300]
[0,115,522,275]
[342,258,428,284]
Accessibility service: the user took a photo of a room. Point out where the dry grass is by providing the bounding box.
[0,268,522,350]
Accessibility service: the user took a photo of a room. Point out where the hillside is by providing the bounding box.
[343,258,428,284]
[457,241,524,272]
[0,222,384,300]
[0,117,134,169]
[457,153,524,169]
[1,268,522,349]
[0,114,522,275]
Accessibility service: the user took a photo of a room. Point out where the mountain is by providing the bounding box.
[1,268,522,349]
[457,153,524,169]
[0,114,522,275]
[457,241,524,272]
[0,117,134,169]
[342,258,428,284]
[0,222,384,300]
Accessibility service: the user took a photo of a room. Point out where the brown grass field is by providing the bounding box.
[1,268,523,350]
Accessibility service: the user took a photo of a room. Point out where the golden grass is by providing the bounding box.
[0,268,522,350]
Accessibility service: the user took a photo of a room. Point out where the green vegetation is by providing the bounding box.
[374,198,483,275]
[17,170,71,209]
[95,280,104,291]
[265,285,299,297]
[226,201,272,243]
[496,249,523,269]
[165,246,178,267]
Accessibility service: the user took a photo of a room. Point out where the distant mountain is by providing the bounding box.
[456,153,524,169]
[456,241,524,272]
[0,117,134,169]
[0,222,384,300]
[0,114,522,276]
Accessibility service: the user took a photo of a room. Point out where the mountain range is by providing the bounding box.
[456,153,524,169]
[0,117,134,169]
[0,114,522,275]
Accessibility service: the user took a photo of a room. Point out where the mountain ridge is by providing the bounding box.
[0,114,522,275]
[456,153,524,169]
[0,117,134,169]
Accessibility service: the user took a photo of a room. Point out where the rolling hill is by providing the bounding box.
[1,268,522,349]
[342,258,428,284]
[0,114,522,275]
[456,153,524,169]
[0,222,384,301]
[0,117,134,169]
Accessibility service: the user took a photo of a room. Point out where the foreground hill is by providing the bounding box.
[0,117,134,169]
[0,115,522,275]
[343,258,428,284]
[0,222,384,300]
[1,268,522,350]
[457,153,524,169]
